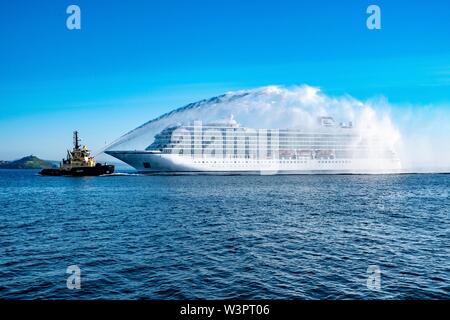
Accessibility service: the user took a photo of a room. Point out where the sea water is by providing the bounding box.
[0,169,448,299]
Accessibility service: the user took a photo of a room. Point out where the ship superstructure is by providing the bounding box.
[60,131,97,171]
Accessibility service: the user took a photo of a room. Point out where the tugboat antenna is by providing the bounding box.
[73,131,80,149]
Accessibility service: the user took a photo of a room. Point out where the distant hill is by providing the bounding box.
[0,155,56,169]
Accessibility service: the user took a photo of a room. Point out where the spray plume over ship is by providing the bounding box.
[104,86,402,174]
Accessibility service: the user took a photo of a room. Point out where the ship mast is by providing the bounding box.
[73,131,80,150]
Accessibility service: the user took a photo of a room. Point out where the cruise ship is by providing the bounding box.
[105,116,401,174]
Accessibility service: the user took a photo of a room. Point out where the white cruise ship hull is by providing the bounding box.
[106,151,402,174]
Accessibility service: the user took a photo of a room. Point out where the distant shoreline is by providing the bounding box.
[0,155,56,170]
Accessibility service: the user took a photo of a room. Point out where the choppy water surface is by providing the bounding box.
[0,170,448,299]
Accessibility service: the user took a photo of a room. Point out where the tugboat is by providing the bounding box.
[40,131,114,176]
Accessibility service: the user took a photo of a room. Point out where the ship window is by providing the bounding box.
[143,162,151,168]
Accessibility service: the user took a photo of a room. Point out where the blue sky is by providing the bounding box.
[0,0,449,160]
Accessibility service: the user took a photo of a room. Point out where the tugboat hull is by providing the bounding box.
[40,165,114,176]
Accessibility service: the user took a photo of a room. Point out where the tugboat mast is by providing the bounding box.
[73,131,80,150]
